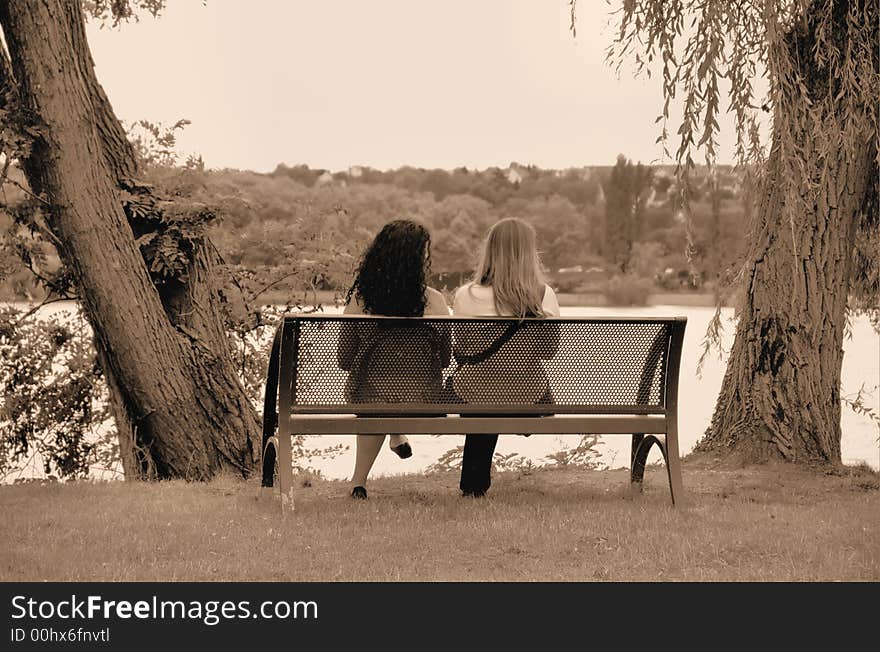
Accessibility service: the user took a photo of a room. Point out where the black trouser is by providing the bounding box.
[459,388,554,494]
[460,433,500,493]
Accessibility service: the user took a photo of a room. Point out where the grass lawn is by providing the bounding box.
[1,454,877,582]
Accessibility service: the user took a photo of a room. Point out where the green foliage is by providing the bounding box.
[493,452,540,473]
[840,384,880,443]
[696,305,727,379]
[121,120,218,286]
[425,445,544,475]
[0,301,347,481]
[425,445,542,474]
[628,241,664,280]
[0,153,752,304]
[127,119,201,170]
[0,46,43,178]
[126,191,217,285]
[213,176,423,298]
[0,118,219,304]
[591,0,879,323]
[601,274,653,307]
[602,155,653,273]
[543,435,603,469]
[849,177,879,323]
[0,204,67,300]
[196,160,751,298]
[425,445,463,474]
[0,71,68,301]
[426,435,604,475]
[82,0,167,25]
[0,306,116,481]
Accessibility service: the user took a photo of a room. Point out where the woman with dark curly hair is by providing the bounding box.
[336,220,450,499]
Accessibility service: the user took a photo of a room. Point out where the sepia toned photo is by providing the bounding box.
[1,0,877,599]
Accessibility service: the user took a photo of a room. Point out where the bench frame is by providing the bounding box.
[261,315,687,510]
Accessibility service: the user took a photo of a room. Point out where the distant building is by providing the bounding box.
[315,171,334,186]
[645,187,661,207]
[506,167,522,185]
[348,166,363,178]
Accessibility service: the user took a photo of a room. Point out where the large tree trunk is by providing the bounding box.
[0,0,261,479]
[697,6,876,464]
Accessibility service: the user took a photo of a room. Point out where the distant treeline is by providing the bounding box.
[0,156,750,304]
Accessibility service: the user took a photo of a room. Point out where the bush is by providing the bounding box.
[543,435,603,469]
[0,302,347,482]
[629,242,665,279]
[602,274,653,306]
[0,306,117,481]
[553,275,584,293]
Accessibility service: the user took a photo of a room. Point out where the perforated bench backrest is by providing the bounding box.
[270,315,686,416]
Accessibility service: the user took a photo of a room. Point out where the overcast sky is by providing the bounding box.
[86,0,739,173]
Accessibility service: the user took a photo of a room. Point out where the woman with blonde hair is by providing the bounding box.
[451,217,560,496]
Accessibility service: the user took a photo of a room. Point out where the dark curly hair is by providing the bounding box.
[346,220,431,317]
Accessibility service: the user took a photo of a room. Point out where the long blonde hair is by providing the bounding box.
[472,217,548,317]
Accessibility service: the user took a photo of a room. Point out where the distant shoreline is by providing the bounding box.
[556,292,729,308]
[0,289,732,310]
[252,289,732,309]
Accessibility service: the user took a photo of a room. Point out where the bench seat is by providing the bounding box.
[279,414,668,435]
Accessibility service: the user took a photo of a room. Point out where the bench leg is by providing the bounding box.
[630,434,660,494]
[262,436,277,486]
[664,421,685,507]
[277,426,295,512]
[260,436,279,499]
[630,432,684,506]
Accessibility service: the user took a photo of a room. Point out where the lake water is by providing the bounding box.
[3,302,878,480]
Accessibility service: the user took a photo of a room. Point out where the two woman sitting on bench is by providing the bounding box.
[338,217,559,498]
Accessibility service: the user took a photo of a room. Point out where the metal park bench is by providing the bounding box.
[260,314,687,510]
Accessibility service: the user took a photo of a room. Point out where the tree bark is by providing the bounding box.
[697,7,876,465]
[0,0,260,479]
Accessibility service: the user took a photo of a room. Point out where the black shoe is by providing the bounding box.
[461,488,487,498]
[351,486,367,499]
[391,442,413,459]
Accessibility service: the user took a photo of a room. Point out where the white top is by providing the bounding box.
[452,282,560,317]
